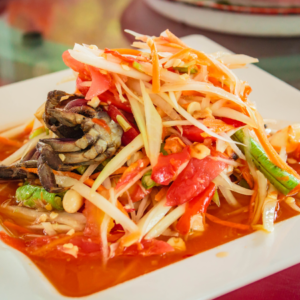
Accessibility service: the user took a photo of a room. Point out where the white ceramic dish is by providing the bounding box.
[145,0,300,37]
[1,35,300,300]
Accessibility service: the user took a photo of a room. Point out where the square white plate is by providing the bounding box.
[1,35,300,300]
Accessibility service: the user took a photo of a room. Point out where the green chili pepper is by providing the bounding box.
[141,171,158,189]
[76,165,88,175]
[16,184,64,210]
[173,66,198,74]
[212,189,220,207]
[133,61,144,72]
[29,127,46,139]
[232,129,299,195]
[238,178,250,189]
[160,143,168,156]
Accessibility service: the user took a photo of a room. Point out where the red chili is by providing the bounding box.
[107,105,139,145]
[176,182,216,235]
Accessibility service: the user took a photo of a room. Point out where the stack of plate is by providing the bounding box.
[145,0,300,36]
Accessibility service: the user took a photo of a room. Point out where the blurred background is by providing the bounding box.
[0,0,299,89]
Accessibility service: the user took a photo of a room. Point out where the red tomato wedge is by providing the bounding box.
[99,91,132,113]
[121,239,174,256]
[62,50,89,79]
[151,146,190,185]
[85,66,111,100]
[107,105,140,145]
[130,181,151,203]
[181,125,207,143]
[166,157,226,206]
[76,77,89,96]
[115,157,150,191]
[218,117,245,128]
[176,182,216,234]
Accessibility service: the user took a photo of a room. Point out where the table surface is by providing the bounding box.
[0,0,300,299]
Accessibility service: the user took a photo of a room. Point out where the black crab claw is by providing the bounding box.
[0,165,37,181]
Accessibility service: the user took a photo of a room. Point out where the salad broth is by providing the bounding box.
[0,139,299,297]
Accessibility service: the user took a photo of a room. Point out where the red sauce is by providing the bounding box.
[0,138,299,297]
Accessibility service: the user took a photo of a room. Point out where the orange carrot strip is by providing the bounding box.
[206,213,250,230]
[112,48,143,56]
[0,136,22,147]
[30,232,83,256]
[165,29,187,47]
[3,221,33,234]
[147,39,160,93]
[116,201,129,218]
[92,118,111,133]
[155,186,168,201]
[24,119,35,135]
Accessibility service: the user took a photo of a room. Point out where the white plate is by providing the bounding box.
[145,0,300,37]
[1,35,300,300]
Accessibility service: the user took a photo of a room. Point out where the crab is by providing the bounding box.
[0,90,123,193]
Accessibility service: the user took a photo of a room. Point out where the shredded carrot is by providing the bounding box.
[208,76,231,93]
[165,29,187,47]
[147,39,160,93]
[24,119,35,135]
[111,48,143,56]
[155,186,168,201]
[205,213,251,230]
[3,221,33,234]
[116,201,129,218]
[167,48,191,62]
[239,164,254,189]
[30,232,83,256]
[248,180,258,222]
[0,136,22,147]
[92,118,111,133]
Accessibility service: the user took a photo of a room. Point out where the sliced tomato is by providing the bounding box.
[85,66,111,100]
[130,181,151,202]
[176,182,216,234]
[166,157,226,206]
[151,146,190,185]
[121,239,174,256]
[76,77,90,96]
[181,125,208,143]
[115,157,150,191]
[218,117,245,128]
[98,91,132,113]
[107,105,140,145]
[62,50,90,79]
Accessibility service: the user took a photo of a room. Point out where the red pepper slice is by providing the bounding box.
[176,182,216,235]
[151,146,190,185]
[107,105,139,145]
[166,157,226,206]
[181,125,214,143]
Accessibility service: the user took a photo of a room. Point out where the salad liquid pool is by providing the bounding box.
[0,139,299,297]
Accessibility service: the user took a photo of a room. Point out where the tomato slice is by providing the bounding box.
[181,125,208,143]
[76,77,89,96]
[115,157,150,191]
[130,181,151,203]
[98,91,132,113]
[85,66,111,100]
[218,117,245,128]
[176,182,216,234]
[83,200,105,237]
[151,146,190,185]
[107,105,139,145]
[166,157,226,206]
[62,50,90,79]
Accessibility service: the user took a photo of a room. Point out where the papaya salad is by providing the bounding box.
[1,29,300,296]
